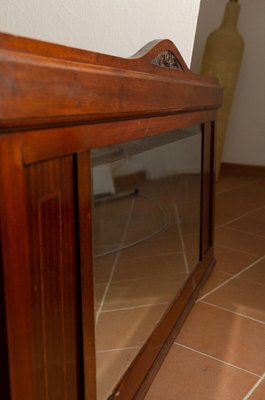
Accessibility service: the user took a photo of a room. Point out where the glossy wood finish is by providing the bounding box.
[0,34,221,130]
[76,152,97,399]
[25,156,81,399]
[22,110,216,165]
[0,229,10,398]
[201,122,215,257]
[0,134,34,399]
[0,33,222,400]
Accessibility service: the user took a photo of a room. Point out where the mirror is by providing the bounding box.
[91,125,202,399]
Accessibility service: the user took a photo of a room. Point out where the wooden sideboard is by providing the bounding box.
[0,33,222,400]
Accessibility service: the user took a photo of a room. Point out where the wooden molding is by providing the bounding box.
[221,162,265,177]
[0,33,222,131]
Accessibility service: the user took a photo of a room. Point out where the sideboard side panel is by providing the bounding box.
[25,155,81,399]
[0,134,34,399]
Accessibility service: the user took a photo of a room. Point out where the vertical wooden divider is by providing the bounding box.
[0,134,34,399]
[201,122,215,258]
[75,152,97,400]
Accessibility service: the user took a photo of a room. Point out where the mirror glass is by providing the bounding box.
[91,125,202,399]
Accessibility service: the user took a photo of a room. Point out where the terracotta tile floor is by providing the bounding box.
[94,174,202,399]
[145,174,265,399]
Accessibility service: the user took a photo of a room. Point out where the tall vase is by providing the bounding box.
[201,0,244,180]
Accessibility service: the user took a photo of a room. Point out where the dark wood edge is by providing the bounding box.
[211,122,216,247]
[0,33,222,130]
[0,134,34,398]
[200,124,206,260]
[221,162,265,177]
[75,153,97,399]
[108,251,215,400]
[200,122,215,257]
[0,223,11,399]
[134,255,216,400]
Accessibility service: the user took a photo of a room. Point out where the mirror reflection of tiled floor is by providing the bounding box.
[145,174,265,400]
[93,175,201,399]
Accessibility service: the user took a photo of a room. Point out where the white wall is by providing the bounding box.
[192,0,265,166]
[1,0,202,194]
[0,0,201,66]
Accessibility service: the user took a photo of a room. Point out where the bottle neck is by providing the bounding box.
[222,2,240,28]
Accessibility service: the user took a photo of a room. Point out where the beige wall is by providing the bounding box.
[0,0,201,66]
[192,0,265,166]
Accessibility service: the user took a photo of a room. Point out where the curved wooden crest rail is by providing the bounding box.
[0,33,222,400]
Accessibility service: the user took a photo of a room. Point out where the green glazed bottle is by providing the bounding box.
[201,0,244,180]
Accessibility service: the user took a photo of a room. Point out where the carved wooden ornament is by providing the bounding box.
[151,50,183,70]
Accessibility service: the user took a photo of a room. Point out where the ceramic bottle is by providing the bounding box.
[201,0,244,179]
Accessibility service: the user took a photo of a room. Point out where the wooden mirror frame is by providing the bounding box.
[0,33,222,400]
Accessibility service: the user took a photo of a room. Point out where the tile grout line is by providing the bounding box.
[215,243,259,257]
[98,249,185,263]
[96,234,183,250]
[95,196,136,325]
[205,267,265,290]
[95,272,188,286]
[101,249,183,261]
[174,343,261,378]
[215,204,265,229]
[243,372,265,400]
[214,270,234,277]
[97,346,139,354]
[236,275,265,289]
[100,302,168,314]
[197,255,265,302]
[216,178,263,195]
[173,202,190,274]
[200,301,265,325]
[221,226,265,239]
